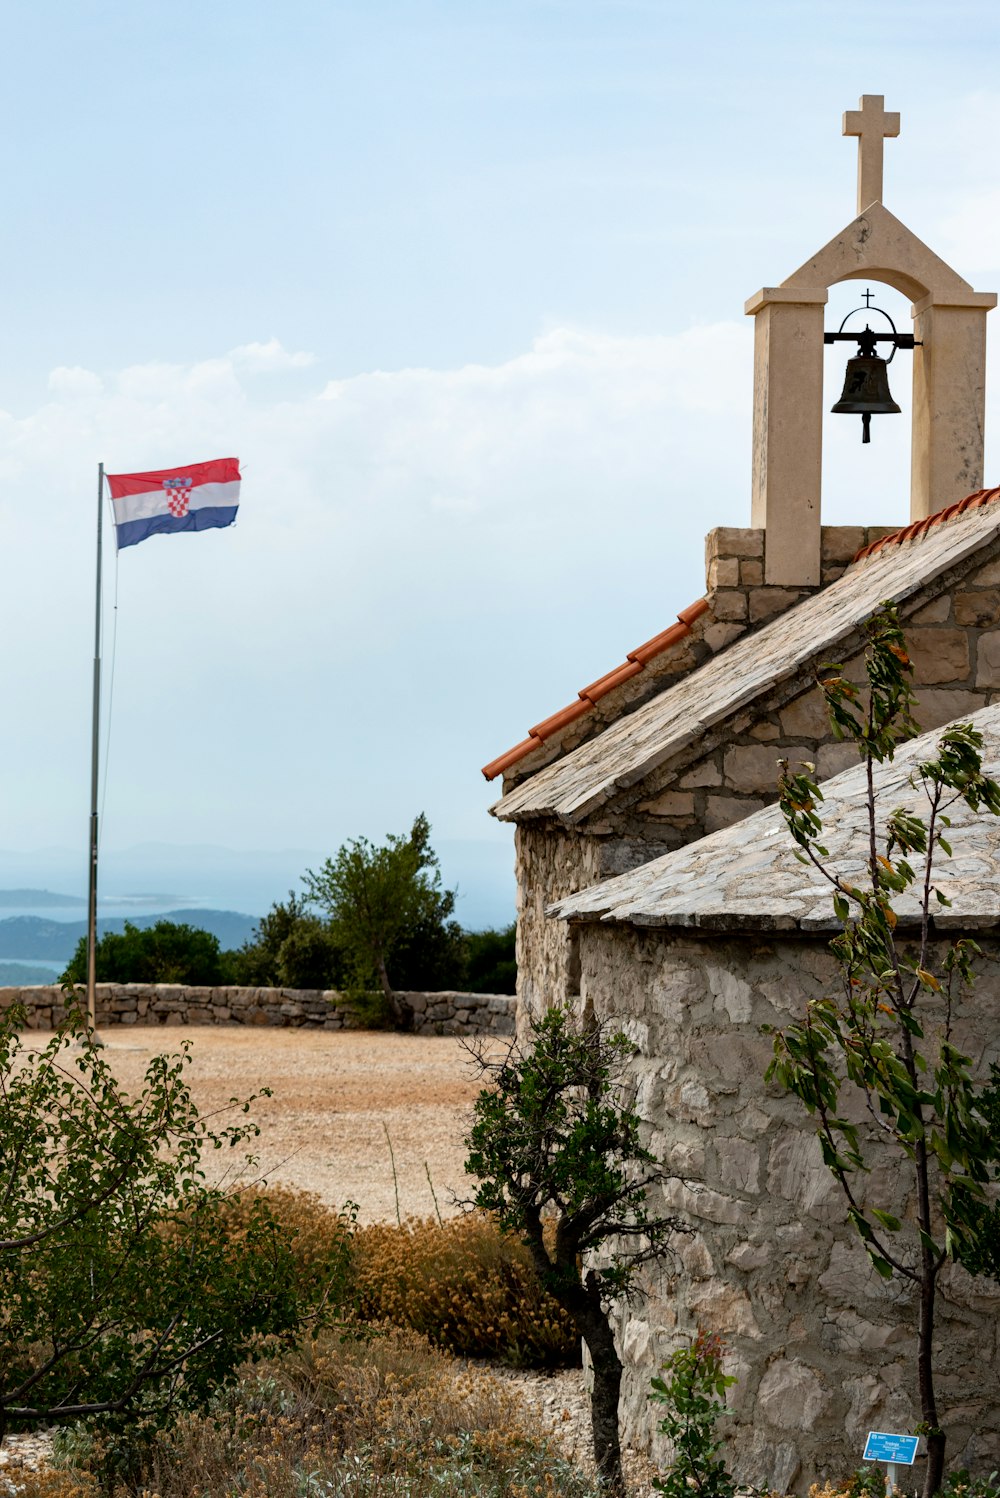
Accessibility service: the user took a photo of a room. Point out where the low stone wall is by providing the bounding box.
[0,985,515,1037]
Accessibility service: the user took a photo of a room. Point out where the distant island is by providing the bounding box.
[0,888,86,908]
[0,910,259,963]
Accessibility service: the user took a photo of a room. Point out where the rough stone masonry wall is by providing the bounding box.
[608,538,1000,845]
[513,531,1000,1017]
[514,825,603,1025]
[577,923,1000,1493]
[509,525,900,1013]
[0,985,515,1036]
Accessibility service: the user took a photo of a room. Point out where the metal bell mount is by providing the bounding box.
[824,291,920,444]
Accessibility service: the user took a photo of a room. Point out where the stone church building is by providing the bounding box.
[482,98,1000,1486]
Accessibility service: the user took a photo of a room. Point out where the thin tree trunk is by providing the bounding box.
[917,1213,944,1497]
[374,954,410,1030]
[578,1273,626,1498]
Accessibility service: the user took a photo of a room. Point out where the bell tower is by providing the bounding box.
[746,95,997,587]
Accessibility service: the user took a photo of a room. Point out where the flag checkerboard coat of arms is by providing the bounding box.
[106,458,240,549]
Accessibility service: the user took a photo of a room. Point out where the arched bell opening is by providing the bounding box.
[821,278,914,529]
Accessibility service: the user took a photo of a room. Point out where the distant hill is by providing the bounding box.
[0,888,84,908]
[0,910,259,963]
[0,961,62,984]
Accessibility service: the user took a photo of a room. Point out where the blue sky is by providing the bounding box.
[5,0,1000,925]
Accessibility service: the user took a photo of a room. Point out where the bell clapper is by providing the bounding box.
[862,412,871,444]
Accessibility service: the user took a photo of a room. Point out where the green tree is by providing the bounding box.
[464,1005,685,1498]
[303,813,459,1026]
[0,1004,349,1454]
[229,891,346,989]
[766,604,1000,1498]
[61,920,232,986]
[461,922,517,995]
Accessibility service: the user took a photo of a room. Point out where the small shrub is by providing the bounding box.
[352,1213,579,1367]
[649,1331,737,1498]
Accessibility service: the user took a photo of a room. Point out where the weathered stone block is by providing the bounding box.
[756,1359,829,1429]
[636,789,696,818]
[705,794,766,832]
[977,632,1000,687]
[955,589,1000,628]
[723,744,785,794]
[908,627,971,683]
[908,594,952,625]
[821,525,866,563]
[702,621,745,653]
[677,759,722,789]
[749,586,803,624]
[715,1136,761,1194]
[713,590,748,622]
[815,742,858,779]
[917,687,986,724]
[779,690,830,739]
[705,526,764,561]
[708,556,740,589]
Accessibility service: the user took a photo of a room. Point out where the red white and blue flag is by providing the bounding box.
[106,457,241,550]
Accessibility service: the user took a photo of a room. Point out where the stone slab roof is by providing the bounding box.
[551,702,1000,933]
[494,496,1000,827]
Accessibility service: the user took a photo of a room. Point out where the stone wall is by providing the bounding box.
[577,923,1000,1492]
[514,825,603,1025]
[0,985,515,1037]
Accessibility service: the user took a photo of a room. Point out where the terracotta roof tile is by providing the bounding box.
[854,487,1000,561]
[529,698,592,740]
[482,597,709,781]
[481,735,544,782]
[581,659,645,703]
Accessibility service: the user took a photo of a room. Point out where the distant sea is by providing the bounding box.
[0,836,516,983]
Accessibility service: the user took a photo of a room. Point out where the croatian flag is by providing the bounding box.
[106,457,241,550]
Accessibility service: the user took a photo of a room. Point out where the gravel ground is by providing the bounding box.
[35,1024,504,1222]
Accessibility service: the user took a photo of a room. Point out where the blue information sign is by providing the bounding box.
[864,1433,920,1465]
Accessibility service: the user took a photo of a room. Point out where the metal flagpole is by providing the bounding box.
[86,462,105,1032]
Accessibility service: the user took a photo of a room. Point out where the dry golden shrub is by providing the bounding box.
[211,1185,354,1304]
[102,1327,597,1498]
[352,1213,579,1366]
[1,1471,97,1498]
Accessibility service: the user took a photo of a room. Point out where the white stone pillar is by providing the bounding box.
[745,287,828,586]
[910,291,997,520]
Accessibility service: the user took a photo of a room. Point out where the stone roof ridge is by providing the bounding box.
[492,495,1000,827]
[551,701,1000,932]
[481,597,711,782]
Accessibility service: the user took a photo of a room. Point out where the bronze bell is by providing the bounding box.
[831,354,901,444]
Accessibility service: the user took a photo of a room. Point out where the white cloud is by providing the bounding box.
[229,338,317,373]
[47,366,104,397]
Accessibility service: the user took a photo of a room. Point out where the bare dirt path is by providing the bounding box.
[32,1026,504,1223]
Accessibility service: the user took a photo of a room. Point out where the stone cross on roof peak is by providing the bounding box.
[843,93,900,214]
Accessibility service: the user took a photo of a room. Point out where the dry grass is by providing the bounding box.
[221,1189,579,1368]
[45,1327,597,1498]
[352,1214,579,1367]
